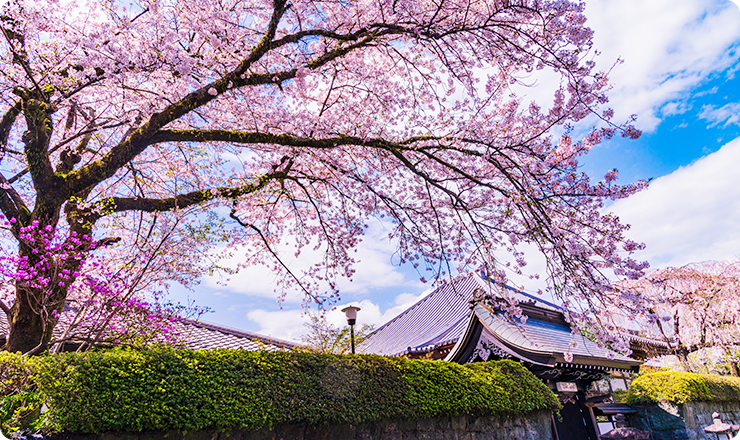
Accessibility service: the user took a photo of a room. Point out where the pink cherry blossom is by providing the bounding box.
[611,261,740,371]
[0,0,647,353]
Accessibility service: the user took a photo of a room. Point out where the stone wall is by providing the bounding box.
[47,410,553,440]
[629,401,740,440]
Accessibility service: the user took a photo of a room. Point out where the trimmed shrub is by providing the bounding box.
[1,348,559,434]
[0,352,44,433]
[624,371,740,405]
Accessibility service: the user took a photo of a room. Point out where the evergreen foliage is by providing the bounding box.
[1,349,559,434]
[624,371,740,404]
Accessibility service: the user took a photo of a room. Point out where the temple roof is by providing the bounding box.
[359,273,479,356]
[446,303,640,370]
[0,311,298,352]
[361,272,563,357]
[361,272,641,371]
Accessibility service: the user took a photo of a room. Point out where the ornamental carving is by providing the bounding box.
[468,340,513,363]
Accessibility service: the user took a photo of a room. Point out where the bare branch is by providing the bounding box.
[0,173,30,227]
[229,206,321,303]
[0,298,10,319]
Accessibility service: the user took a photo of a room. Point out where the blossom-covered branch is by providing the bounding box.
[0,0,647,353]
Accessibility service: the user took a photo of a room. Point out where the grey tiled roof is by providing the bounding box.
[473,304,638,364]
[359,274,477,356]
[0,310,298,352]
[360,272,559,356]
[361,272,638,368]
[175,318,298,351]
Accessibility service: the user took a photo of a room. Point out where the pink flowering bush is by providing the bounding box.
[0,218,203,353]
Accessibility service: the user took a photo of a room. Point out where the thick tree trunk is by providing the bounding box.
[675,346,691,372]
[3,285,59,354]
[1,97,69,354]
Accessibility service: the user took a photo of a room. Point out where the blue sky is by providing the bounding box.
[584,72,740,182]
[170,0,740,342]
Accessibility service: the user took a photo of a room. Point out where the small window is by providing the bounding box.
[609,377,627,391]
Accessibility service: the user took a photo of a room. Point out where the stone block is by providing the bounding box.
[45,410,553,440]
[414,418,435,432]
[697,413,706,425]
[684,404,696,429]
[466,416,488,433]
[647,404,688,431]
[448,415,466,432]
[511,426,525,438]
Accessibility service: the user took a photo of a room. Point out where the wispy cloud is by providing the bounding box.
[246,290,430,342]
[586,0,740,131]
[202,221,421,304]
[698,103,740,128]
[660,101,693,118]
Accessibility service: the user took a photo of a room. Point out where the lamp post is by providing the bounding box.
[341,305,361,354]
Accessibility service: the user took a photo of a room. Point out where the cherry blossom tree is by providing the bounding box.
[612,261,740,373]
[0,0,648,354]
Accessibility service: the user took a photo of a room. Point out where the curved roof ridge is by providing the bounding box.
[503,285,562,311]
[471,272,562,311]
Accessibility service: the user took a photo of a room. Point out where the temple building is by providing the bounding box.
[361,272,661,440]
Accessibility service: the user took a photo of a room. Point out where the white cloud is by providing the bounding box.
[698,103,740,128]
[660,101,692,118]
[203,221,420,303]
[609,135,740,268]
[246,289,430,342]
[246,309,307,341]
[585,0,740,131]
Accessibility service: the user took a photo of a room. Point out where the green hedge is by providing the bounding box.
[1,348,559,434]
[624,371,740,405]
[0,352,44,432]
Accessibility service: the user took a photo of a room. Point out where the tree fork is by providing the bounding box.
[3,283,62,354]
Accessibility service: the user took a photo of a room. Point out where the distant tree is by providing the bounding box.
[612,261,740,373]
[300,314,374,354]
[0,0,646,354]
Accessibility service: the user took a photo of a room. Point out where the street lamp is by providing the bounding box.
[341,305,361,354]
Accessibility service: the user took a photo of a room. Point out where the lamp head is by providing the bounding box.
[341,305,361,326]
